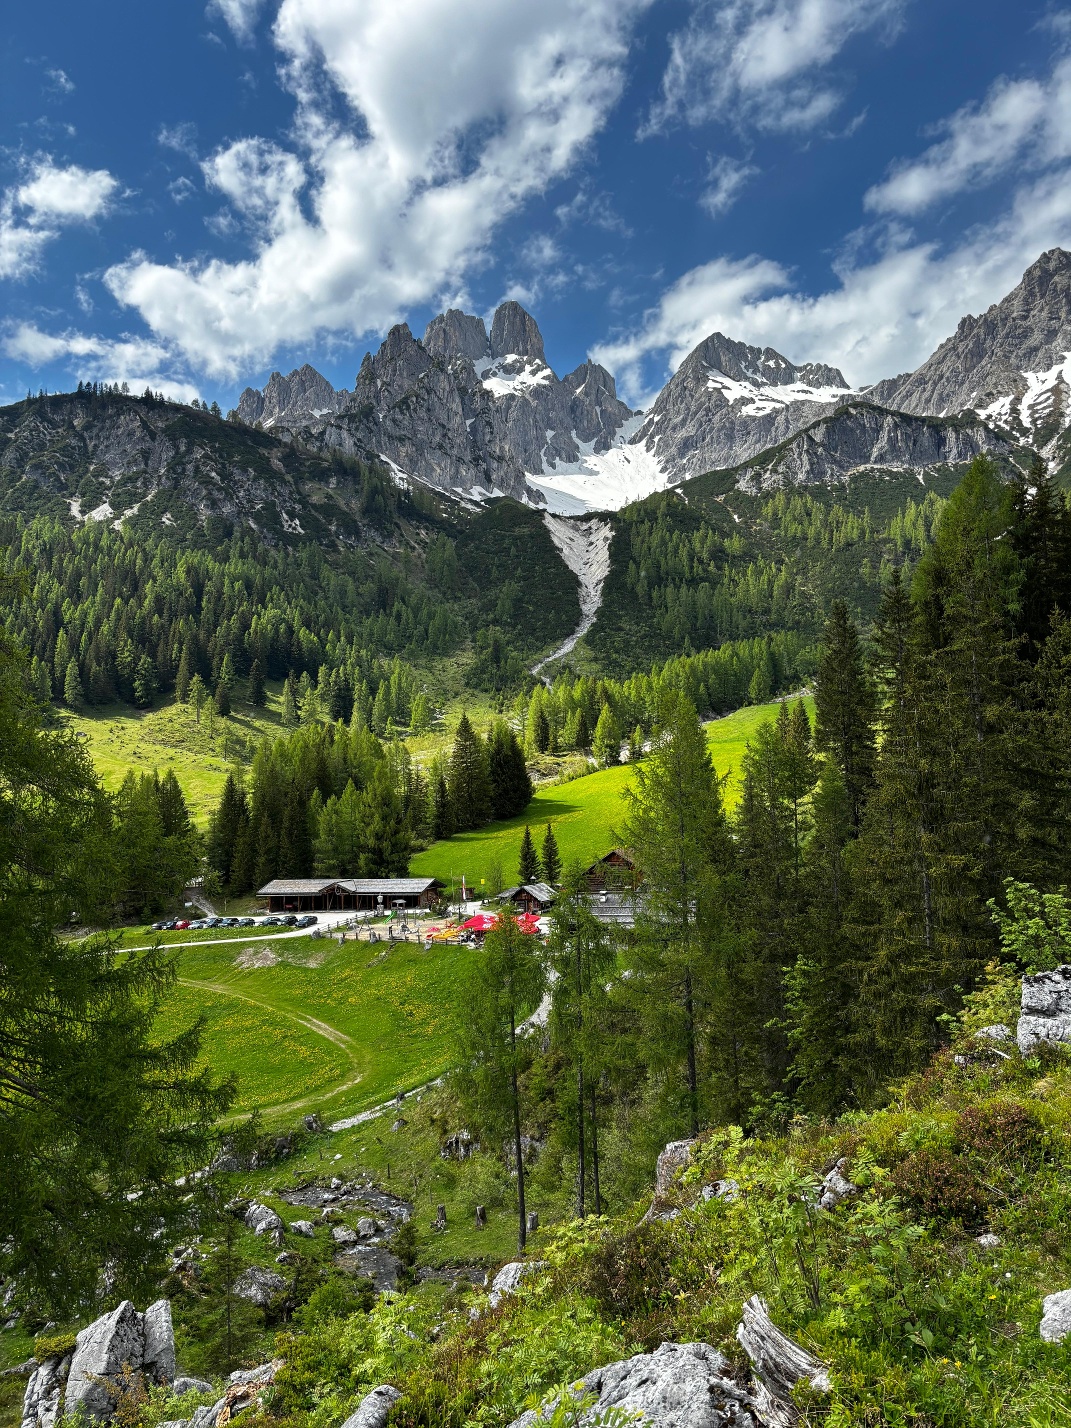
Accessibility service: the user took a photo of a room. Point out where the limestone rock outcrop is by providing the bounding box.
[1017,964,1071,1052]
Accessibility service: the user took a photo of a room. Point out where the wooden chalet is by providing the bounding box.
[257,876,443,913]
[499,882,557,916]
[585,848,640,892]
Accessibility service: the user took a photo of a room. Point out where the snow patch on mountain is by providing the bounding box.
[976,353,1071,433]
[703,366,860,417]
[479,356,555,397]
[528,414,668,513]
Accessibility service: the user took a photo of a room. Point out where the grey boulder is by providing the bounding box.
[243,1203,284,1238]
[508,1341,760,1428]
[1018,965,1071,1052]
[332,1227,360,1246]
[1040,1289,1071,1342]
[655,1140,696,1196]
[143,1300,176,1384]
[65,1301,146,1419]
[20,1354,71,1428]
[818,1160,858,1212]
[488,1260,548,1309]
[289,1220,316,1238]
[232,1267,286,1307]
[172,1378,214,1397]
[340,1385,403,1428]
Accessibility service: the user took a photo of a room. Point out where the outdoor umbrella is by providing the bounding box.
[461,913,498,933]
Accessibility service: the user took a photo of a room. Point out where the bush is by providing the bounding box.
[954,1101,1046,1164]
[34,1331,77,1362]
[890,1147,987,1227]
[583,1222,677,1322]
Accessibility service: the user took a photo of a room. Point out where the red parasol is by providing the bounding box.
[461,912,498,932]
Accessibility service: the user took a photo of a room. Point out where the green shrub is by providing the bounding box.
[890,1147,987,1226]
[34,1331,78,1362]
[583,1223,676,1322]
[954,1101,1046,1163]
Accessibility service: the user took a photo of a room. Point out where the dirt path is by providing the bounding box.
[178,975,365,1121]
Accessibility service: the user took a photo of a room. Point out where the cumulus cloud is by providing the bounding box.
[0,159,118,279]
[105,0,652,377]
[46,68,75,95]
[593,167,1071,404]
[2,323,199,401]
[17,161,117,219]
[646,0,904,136]
[701,155,759,217]
[866,52,1071,215]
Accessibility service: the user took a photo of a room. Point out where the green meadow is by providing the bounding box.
[130,695,808,1127]
[152,935,481,1123]
[411,696,811,893]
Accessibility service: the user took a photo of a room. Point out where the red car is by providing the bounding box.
[174,919,190,930]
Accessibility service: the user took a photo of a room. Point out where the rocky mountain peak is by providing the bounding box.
[489,302,546,364]
[233,363,343,428]
[423,309,490,364]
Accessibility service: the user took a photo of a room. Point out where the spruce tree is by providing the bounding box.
[592,704,620,768]
[518,824,540,884]
[248,659,266,707]
[488,720,533,820]
[449,712,491,832]
[0,581,232,1314]
[814,600,876,834]
[63,658,85,709]
[547,864,615,1216]
[189,673,208,723]
[175,642,192,703]
[281,674,299,729]
[359,764,411,875]
[541,822,561,884]
[214,679,231,717]
[207,773,249,886]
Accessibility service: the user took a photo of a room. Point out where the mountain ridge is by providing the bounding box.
[232,250,1071,510]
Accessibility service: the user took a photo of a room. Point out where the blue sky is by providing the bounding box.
[2,0,1070,411]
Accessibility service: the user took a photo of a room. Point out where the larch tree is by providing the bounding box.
[454,911,545,1252]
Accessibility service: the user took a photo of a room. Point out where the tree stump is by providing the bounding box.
[475,1205,487,1229]
[526,1211,539,1234]
[433,1205,447,1231]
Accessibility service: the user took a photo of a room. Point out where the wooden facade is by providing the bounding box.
[257,877,443,913]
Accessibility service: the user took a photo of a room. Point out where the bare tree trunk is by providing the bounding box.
[684,966,699,1138]
[589,1081,601,1216]
[577,1059,586,1218]
[510,1010,526,1253]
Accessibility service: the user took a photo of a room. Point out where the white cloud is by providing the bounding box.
[646,0,904,135]
[209,0,264,43]
[169,177,197,203]
[593,167,1071,403]
[105,0,652,377]
[46,68,75,95]
[158,122,199,158]
[866,52,1071,215]
[701,155,758,216]
[1,323,199,401]
[0,159,118,279]
[17,160,117,220]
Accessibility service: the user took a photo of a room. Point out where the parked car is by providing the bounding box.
[235,916,255,927]
[217,917,237,927]
[294,914,317,928]
[188,919,208,930]
[174,920,190,930]
[262,915,281,926]
[149,921,168,931]
[204,917,222,928]
[160,920,178,931]
[280,914,299,926]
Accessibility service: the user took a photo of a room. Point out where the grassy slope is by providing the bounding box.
[64,689,287,824]
[151,935,482,1122]
[411,697,811,891]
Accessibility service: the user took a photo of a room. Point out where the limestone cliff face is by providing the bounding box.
[626,331,855,481]
[728,403,1013,492]
[869,250,1071,424]
[260,302,633,503]
[226,252,1071,509]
